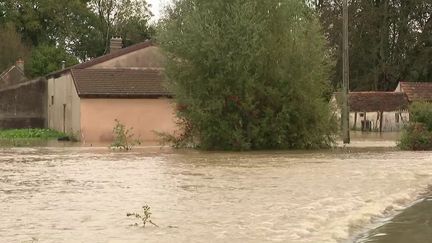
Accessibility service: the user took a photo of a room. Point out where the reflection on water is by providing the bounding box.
[0,147,432,243]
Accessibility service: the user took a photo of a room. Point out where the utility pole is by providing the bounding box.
[341,0,350,144]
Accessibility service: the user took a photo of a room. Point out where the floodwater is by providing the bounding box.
[1,146,432,243]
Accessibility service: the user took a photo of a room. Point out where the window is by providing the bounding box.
[395,113,400,123]
[51,96,54,105]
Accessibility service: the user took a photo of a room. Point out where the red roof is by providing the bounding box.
[70,69,170,98]
[399,82,432,102]
[335,92,409,112]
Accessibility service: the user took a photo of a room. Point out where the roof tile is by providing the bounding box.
[70,69,171,98]
[335,92,409,112]
[400,82,432,102]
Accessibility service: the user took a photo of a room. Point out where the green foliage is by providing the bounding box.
[0,129,66,139]
[77,0,154,58]
[158,0,337,151]
[127,205,159,228]
[28,44,79,77]
[0,0,154,65]
[0,23,29,72]
[313,0,432,91]
[409,102,432,131]
[398,102,432,151]
[0,0,91,46]
[110,119,141,151]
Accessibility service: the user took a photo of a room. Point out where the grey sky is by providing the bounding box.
[148,0,171,20]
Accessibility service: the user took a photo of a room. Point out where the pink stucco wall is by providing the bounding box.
[80,98,177,143]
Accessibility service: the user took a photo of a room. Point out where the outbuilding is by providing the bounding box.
[46,40,177,143]
[332,92,409,132]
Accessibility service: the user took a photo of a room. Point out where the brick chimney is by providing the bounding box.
[16,57,24,72]
[109,37,123,53]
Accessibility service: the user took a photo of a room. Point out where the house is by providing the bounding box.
[395,82,432,102]
[0,58,27,88]
[46,39,177,143]
[0,59,46,129]
[332,92,409,132]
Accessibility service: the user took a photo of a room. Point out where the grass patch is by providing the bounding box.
[0,128,67,140]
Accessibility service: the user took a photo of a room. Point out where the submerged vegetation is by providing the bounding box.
[398,102,432,151]
[0,128,66,139]
[127,205,159,228]
[110,119,141,151]
[158,0,337,151]
[0,128,68,147]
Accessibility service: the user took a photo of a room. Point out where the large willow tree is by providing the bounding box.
[158,0,337,150]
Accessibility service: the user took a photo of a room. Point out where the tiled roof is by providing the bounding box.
[47,40,154,78]
[399,82,432,102]
[335,92,409,112]
[70,69,171,98]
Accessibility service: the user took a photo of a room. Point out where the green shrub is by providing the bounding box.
[158,0,337,150]
[127,205,159,228]
[409,102,432,131]
[110,119,141,151]
[398,102,432,150]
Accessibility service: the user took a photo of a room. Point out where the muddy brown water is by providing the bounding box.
[1,145,432,243]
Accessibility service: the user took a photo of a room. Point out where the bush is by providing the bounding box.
[110,119,141,151]
[158,0,337,150]
[398,102,432,150]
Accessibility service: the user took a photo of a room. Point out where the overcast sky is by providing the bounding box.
[148,0,171,21]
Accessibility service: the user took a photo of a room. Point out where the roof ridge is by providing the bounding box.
[47,40,154,78]
[400,81,432,84]
[69,66,170,98]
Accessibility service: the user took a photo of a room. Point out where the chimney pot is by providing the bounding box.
[110,37,123,53]
[16,57,24,72]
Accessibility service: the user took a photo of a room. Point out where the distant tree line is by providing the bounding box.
[0,0,154,77]
[312,0,431,91]
[0,0,430,89]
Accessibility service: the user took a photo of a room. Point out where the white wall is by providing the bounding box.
[47,73,81,136]
[350,111,409,132]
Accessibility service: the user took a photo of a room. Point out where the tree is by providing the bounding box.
[158,0,337,150]
[27,45,79,77]
[1,0,91,47]
[1,0,155,62]
[88,0,154,54]
[313,0,432,91]
[0,23,29,72]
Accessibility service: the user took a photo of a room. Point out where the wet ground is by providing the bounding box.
[1,144,432,243]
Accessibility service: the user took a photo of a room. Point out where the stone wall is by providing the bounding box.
[0,78,47,129]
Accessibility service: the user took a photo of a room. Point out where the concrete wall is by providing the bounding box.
[90,46,166,69]
[0,78,46,129]
[80,98,177,143]
[47,73,81,136]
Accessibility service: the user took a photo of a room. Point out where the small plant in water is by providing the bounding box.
[110,119,141,151]
[127,205,159,227]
